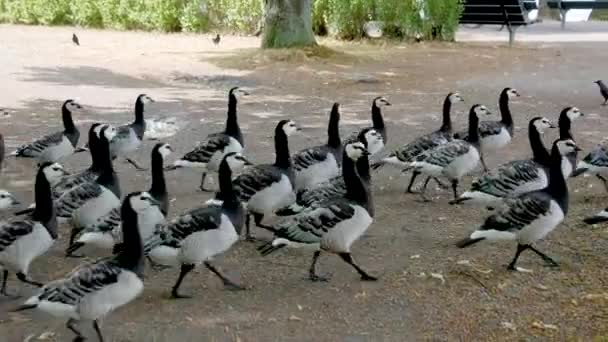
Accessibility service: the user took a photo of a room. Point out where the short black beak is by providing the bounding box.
[384,101,392,106]
[240,90,250,96]
[575,146,582,151]
[148,197,160,207]
[363,150,371,156]
[243,157,254,166]
[549,123,557,128]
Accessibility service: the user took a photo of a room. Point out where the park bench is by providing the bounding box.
[460,0,538,46]
[547,0,608,29]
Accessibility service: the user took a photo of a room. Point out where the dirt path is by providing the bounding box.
[1,24,608,341]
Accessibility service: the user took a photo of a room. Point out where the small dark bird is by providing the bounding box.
[212,34,220,45]
[594,80,608,105]
[72,33,80,46]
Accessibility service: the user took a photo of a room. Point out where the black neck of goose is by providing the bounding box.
[117,203,144,274]
[529,122,550,166]
[467,109,480,144]
[225,94,243,143]
[559,116,573,140]
[548,144,568,211]
[62,105,76,132]
[274,128,291,169]
[149,151,168,215]
[371,101,385,134]
[134,98,145,124]
[96,137,119,196]
[499,91,513,127]
[356,154,371,183]
[88,133,102,172]
[440,96,452,132]
[343,153,373,216]
[218,159,239,209]
[327,109,341,148]
[33,169,57,238]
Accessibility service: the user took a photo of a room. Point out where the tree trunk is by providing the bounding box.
[262,0,317,48]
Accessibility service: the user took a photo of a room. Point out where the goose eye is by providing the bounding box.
[0,195,5,198]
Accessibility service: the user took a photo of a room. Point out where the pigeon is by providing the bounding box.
[594,80,608,105]
[212,34,220,45]
[72,33,80,46]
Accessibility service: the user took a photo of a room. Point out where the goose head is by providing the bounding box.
[40,162,69,186]
[503,87,520,100]
[563,107,584,121]
[448,92,464,104]
[279,120,300,136]
[0,190,20,210]
[128,191,160,213]
[229,87,250,100]
[471,104,492,118]
[345,142,370,161]
[154,142,173,160]
[223,152,252,172]
[373,96,392,107]
[359,128,384,156]
[137,94,155,105]
[63,99,83,113]
[101,124,117,141]
[556,139,581,156]
[531,117,556,134]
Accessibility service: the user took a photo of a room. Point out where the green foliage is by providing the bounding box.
[315,0,463,41]
[0,0,461,41]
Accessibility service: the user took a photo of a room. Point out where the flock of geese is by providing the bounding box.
[0,86,607,341]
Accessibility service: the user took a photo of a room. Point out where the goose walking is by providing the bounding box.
[258,142,377,282]
[145,152,250,298]
[14,192,155,342]
[170,87,247,191]
[12,99,83,163]
[344,96,391,149]
[233,120,299,240]
[54,125,121,253]
[404,104,491,201]
[456,139,579,270]
[110,94,154,170]
[371,92,464,192]
[454,88,519,171]
[557,107,584,178]
[452,117,556,206]
[276,127,382,216]
[66,143,172,255]
[292,103,342,191]
[0,162,66,295]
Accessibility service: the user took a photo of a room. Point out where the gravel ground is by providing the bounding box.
[0,24,608,341]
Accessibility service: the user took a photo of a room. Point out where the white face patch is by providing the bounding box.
[131,192,155,212]
[283,121,299,136]
[43,163,66,184]
[557,139,577,156]
[233,88,249,100]
[140,95,154,105]
[474,105,491,116]
[66,101,83,113]
[93,124,107,138]
[507,88,520,99]
[375,97,391,107]
[159,144,172,159]
[104,125,117,141]
[449,93,464,103]
[533,118,553,134]
[567,107,582,121]
[364,130,384,155]
[345,142,366,160]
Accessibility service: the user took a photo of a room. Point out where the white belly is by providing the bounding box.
[0,223,54,274]
[72,188,120,228]
[179,214,238,264]
[112,130,141,156]
[247,175,295,215]
[481,128,511,152]
[77,270,144,320]
[321,206,372,253]
[518,200,565,245]
[294,154,340,190]
[443,147,480,179]
[39,136,74,163]
[77,232,116,250]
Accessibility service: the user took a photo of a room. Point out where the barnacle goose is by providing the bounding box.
[55,125,121,253]
[66,143,172,255]
[452,117,556,206]
[344,96,391,148]
[276,127,382,216]
[572,140,608,191]
[557,106,584,178]
[0,162,66,296]
[456,139,579,270]
[14,192,155,342]
[404,104,491,201]
[371,92,464,192]
[12,99,83,163]
[0,190,20,211]
[145,152,250,298]
[292,102,342,191]
[454,88,519,171]
[170,87,247,191]
[233,120,299,240]
[110,94,154,170]
[258,141,377,281]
